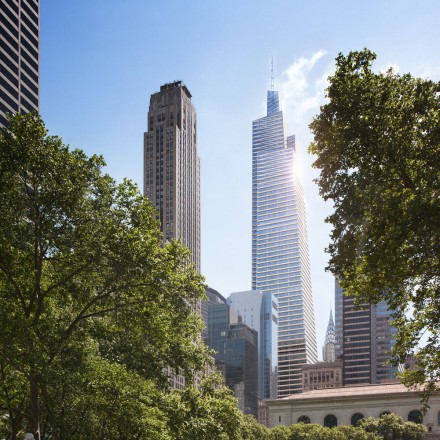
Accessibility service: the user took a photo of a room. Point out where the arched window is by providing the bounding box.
[380,411,391,418]
[351,413,364,426]
[408,410,423,424]
[324,414,338,428]
[297,415,311,424]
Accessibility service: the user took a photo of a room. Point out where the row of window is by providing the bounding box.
[286,410,424,427]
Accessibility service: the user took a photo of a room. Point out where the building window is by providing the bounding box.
[351,413,364,426]
[324,414,337,428]
[278,415,281,423]
[408,410,423,424]
[297,415,310,424]
[438,411,440,426]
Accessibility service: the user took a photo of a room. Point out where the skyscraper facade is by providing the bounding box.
[334,279,344,358]
[227,290,278,399]
[342,295,397,386]
[207,303,259,417]
[201,287,227,339]
[374,301,398,382]
[252,88,317,397]
[144,81,200,272]
[1,0,39,127]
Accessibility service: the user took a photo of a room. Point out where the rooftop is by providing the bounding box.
[302,360,343,370]
[159,80,192,98]
[278,382,424,401]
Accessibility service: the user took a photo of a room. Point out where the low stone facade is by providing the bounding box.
[302,360,343,391]
[267,382,440,438]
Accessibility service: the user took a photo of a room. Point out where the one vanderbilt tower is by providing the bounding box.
[144,81,200,272]
[252,69,317,397]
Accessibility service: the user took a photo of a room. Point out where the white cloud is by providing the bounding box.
[416,65,440,81]
[380,63,400,74]
[277,50,331,152]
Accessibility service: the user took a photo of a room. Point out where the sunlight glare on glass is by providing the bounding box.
[292,148,304,183]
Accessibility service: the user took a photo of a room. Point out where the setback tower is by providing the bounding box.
[252,86,317,397]
[143,81,200,272]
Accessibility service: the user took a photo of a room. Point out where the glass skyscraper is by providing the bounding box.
[207,303,259,417]
[252,88,317,397]
[1,0,40,128]
[227,290,278,399]
[337,278,398,385]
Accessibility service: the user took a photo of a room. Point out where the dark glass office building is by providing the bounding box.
[201,287,227,339]
[342,294,397,385]
[207,303,259,417]
[334,278,344,358]
[1,0,39,127]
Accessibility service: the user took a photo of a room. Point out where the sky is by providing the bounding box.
[40,0,440,356]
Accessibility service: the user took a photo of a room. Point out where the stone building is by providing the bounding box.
[144,81,200,272]
[267,382,440,438]
[302,360,343,391]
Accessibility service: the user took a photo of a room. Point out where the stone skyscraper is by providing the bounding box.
[252,86,317,397]
[1,0,39,127]
[143,81,200,272]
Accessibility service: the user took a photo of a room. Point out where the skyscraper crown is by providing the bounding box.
[267,91,280,116]
[324,309,336,346]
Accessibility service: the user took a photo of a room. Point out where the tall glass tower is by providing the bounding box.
[252,87,317,397]
[1,0,40,128]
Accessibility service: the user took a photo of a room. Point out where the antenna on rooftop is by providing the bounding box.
[271,56,274,91]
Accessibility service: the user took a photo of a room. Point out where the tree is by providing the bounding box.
[360,413,426,440]
[163,374,245,440]
[270,424,292,440]
[309,49,440,386]
[286,422,379,440]
[0,113,209,439]
[240,414,271,440]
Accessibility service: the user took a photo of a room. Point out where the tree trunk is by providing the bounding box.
[29,372,40,440]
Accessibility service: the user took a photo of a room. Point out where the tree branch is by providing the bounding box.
[0,262,27,314]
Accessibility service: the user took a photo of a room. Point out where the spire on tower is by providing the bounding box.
[323,309,336,362]
[271,56,274,91]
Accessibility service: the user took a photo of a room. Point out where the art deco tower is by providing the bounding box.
[322,309,336,362]
[1,0,39,127]
[143,81,200,272]
[252,84,317,397]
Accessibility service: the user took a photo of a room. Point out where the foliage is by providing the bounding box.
[163,374,245,440]
[267,422,378,440]
[240,414,271,440]
[289,423,341,440]
[333,425,379,440]
[270,424,292,440]
[309,49,440,386]
[360,413,426,440]
[0,113,211,439]
[268,415,424,440]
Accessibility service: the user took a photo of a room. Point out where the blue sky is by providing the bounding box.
[40,0,440,355]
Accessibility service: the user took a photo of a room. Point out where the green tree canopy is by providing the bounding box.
[309,49,440,386]
[360,413,426,440]
[0,113,210,439]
